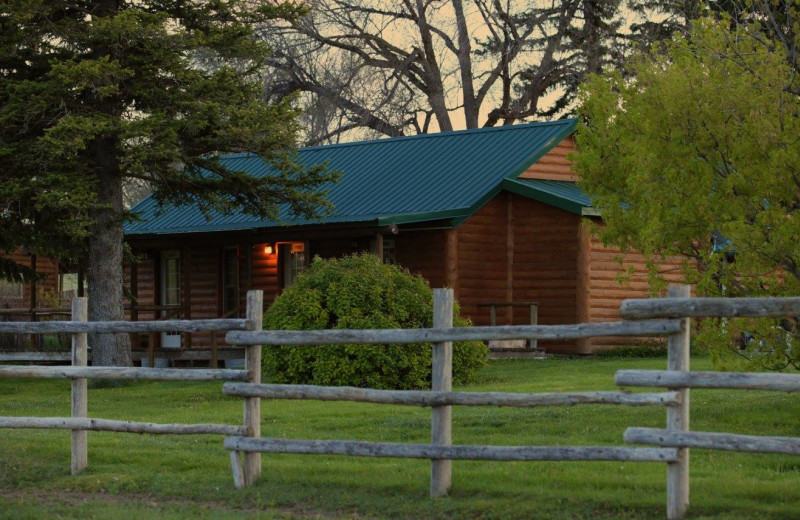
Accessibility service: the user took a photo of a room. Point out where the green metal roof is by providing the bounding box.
[125,119,584,236]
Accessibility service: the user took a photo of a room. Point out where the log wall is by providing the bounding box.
[189,247,220,320]
[455,193,581,352]
[396,231,447,291]
[511,195,581,352]
[581,219,687,351]
[456,195,509,325]
[128,256,157,321]
[250,243,278,308]
[519,136,577,182]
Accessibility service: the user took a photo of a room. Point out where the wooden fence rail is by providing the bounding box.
[225,319,682,346]
[222,382,680,407]
[621,296,800,319]
[616,369,800,392]
[624,428,800,456]
[0,318,250,334]
[0,365,247,380]
[223,437,680,462]
[0,416,244,436]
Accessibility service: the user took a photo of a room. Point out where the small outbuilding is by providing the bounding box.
[124,119,685,356]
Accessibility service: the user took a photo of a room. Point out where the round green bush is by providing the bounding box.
[262,253,488,389]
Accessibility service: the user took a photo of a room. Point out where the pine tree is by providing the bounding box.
[0,0,337,365]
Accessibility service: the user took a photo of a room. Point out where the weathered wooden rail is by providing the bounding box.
[0,292,262,477]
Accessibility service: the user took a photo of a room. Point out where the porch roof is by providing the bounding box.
[125,119,586,236]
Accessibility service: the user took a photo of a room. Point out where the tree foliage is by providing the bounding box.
[574,12,800,369]
[262,254,489,389]
[0,0,337,365]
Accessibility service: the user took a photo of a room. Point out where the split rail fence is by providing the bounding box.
[0,291,264,479]
[2,285,800,519]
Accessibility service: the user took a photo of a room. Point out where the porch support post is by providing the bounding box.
[182,248,192,349]
[373,233,384,262]
[445,230,458,298]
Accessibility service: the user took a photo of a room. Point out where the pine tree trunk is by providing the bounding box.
[88,143,132,367]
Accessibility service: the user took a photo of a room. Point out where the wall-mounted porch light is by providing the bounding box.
[263,244,274,255]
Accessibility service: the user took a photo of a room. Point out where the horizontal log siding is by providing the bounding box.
[585,220,686,351]
[190,246,221,348]
[251,243,278,307]
[456,196,508,326]
[455,193,580,352]
[310,238,364,259]
[125,257,157,321]
[518,136,577,182]
[512,194,580,352]
[396,231,447,291]
[190,247,220,320]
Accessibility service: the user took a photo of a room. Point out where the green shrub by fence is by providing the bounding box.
[262,254,488,389]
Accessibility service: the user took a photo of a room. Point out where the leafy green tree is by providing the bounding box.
[0,0,337,365]
[574,15,800,369]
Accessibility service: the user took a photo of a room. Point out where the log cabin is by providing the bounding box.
[124,119,686,358]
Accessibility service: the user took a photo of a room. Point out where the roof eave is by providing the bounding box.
[377,209,469,227]
[501,178,588,215]
[125,218,383,240]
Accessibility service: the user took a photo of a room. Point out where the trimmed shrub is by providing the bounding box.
[262,253,488,389]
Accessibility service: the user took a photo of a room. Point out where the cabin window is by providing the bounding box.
[0,280,23,300]
[280,242,306,289]
[222,247,239,316]
[383,238,396,264]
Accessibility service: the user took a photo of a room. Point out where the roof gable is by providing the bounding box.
[126,119,577,236]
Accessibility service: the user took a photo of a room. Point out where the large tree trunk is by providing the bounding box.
[88,142,132,367]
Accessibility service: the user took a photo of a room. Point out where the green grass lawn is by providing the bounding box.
[1,356,799,519]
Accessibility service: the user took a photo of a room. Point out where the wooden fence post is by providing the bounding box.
[431,288,454,497]
[71,297,88,474]
[666,284,691,519]
[243,290,263,486]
